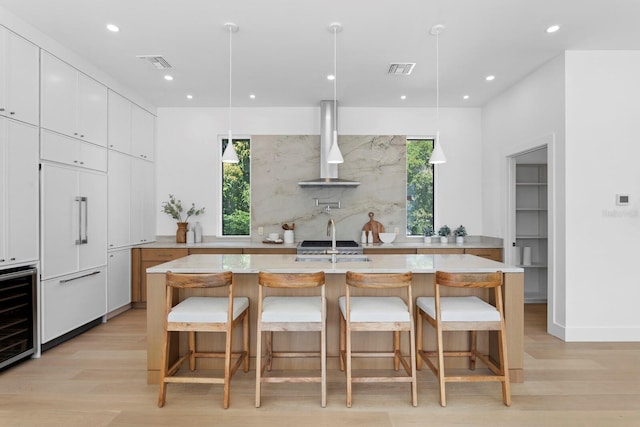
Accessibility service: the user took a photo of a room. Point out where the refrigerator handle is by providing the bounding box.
[75,196,88,245]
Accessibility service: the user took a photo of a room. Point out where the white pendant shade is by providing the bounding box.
[327,130,344,164]
[429,132,446,164]
[222,130,239,163]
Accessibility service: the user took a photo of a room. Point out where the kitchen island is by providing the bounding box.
[146,253,524,384]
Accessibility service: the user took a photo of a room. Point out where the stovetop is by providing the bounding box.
[299,240,360,248]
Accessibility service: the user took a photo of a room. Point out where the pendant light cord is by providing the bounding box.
[436,29,439,130]
[229,25,233,140]
[333,26,337,139]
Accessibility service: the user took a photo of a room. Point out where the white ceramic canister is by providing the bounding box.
[284,229,294,244]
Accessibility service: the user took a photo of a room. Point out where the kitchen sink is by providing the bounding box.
[295,255,371,263]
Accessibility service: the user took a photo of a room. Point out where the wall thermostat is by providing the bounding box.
[616,194,630,206]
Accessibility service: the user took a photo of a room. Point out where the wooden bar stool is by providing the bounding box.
[416,271,511,406]
[256,271,327,407]
[339,271,417,407]
[157,271,249,409]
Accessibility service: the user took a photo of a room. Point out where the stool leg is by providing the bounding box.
[223,323,233,409]
[436,323,446,407]
[321,319,327,408]
[188,331,196,371]
[394,331,400,371]
[469,330,477,370]
[255,323,263,408]
[243,310,250,372]
[416,309,423,370]
[266,331,273,372]
[499,328,512,406]
[339,313,346,371]
[409,321,418,407]
[157,329,171,407]
[346,316,353,408]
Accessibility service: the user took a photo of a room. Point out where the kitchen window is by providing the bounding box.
[222,138,251,236]
[406,138,434,236]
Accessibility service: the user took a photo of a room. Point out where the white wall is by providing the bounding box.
[156,107,482,237]
[482,54,566,336]
[564,51,640,341]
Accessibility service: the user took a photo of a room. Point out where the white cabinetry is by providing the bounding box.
[41,163,107,280]
[41,51,107,147]
[41,267,106,344]
[515,164,548,303]
[107,249,131,312]
[131,158,155,244]
[107,90,132,154]
[41,129,107,172]
[0,28,39,125]
[108,151,131,249]
[0,118,39,267]
[131,104,155,161]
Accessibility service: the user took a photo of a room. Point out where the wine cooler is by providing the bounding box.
[0,266,37,370]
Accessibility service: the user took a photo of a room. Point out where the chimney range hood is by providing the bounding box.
[298,100,360,187]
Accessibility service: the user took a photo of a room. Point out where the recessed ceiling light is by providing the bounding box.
[546,25,560,33]
[186,94,193,99]
[485,75,495,81]
[106,23,119,32]
[327,74,335,81]
[249,94,256,99]
[164,75,173,81]
[400,95,406,100]
[463,95,470,100]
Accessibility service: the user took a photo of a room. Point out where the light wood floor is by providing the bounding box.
[1,304,639,426]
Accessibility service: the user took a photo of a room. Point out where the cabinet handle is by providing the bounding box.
[9,257,16,261]
[9,111,15,115]
[74,132,78,136]
[0,259,5,262]
[110,254,114,258]
[0,108,4,111]
[80,135,85,138]
[75,196,88,244]
[59,270,100,283]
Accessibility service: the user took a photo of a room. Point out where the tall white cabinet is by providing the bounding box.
[0,118,39,267]
[515,163,548,303]
[0,28,39,125]
[41,51,108,147]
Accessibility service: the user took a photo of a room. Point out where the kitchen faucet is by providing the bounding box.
[326,218,338,263]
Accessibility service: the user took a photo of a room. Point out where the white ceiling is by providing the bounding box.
[1,0,639,108]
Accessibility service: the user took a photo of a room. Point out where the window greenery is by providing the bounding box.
[222,138,250,235]
[406,139,434,236]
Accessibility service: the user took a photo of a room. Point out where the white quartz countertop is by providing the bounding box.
[135,236,502,250]
[147,253,522,274]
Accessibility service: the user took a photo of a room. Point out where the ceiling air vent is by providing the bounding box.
[387,62,415,75]
[136,55,172,70]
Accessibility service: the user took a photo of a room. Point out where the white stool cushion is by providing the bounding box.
[339,296,410,323]
[416,296,500,322]
[168,296,249,323]
[261,296,322,323]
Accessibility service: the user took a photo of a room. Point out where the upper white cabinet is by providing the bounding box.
[108,150,131,249]
[41,163,107,280]
[0,118,39,267]
[108,89,155,161]
[131,104,155,161]
[0,28,39,126]
[130,157,155,244]
[107,90,132,155]
[41,129,107,172]
[41,51,108,147]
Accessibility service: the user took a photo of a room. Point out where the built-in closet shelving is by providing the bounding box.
[515,163,547,303]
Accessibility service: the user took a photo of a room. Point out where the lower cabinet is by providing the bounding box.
[464,248,503,262]
[107,249,131,313]
[41,266,106,344]
[131,248,187,305]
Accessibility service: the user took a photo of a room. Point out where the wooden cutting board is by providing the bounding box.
[362,211,385,243]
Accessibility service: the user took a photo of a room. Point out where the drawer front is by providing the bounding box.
[465,248,503,262]
[41,267,107,343]
[363,248,416,255]
[243,248,296,254]
[140,248,188,262]
[416,248,464,254]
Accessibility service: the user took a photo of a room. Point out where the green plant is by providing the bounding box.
[454,225,467,237]
[423,226,434,236]
[161,194,205,223]
[438,225,451,237]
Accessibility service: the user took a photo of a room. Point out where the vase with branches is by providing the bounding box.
[161,194,205,243]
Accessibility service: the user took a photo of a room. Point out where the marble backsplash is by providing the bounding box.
[251,135,407,242]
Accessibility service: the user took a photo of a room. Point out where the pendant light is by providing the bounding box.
[221,22,239,163]
[429,24,447,164]
[327,22,344,164]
